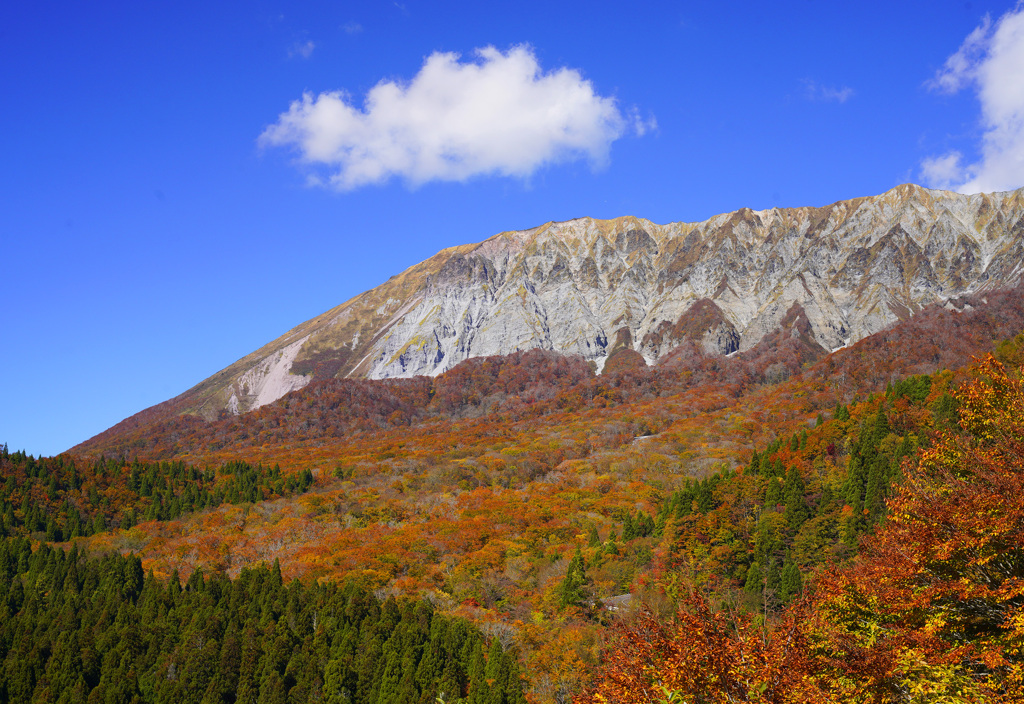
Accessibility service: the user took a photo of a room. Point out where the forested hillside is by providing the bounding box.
[0,455,314,540]
[0,544,525,703]
[584,350,1024,703]
[2,284,1023,702]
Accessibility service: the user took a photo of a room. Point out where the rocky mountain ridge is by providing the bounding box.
[168,183,1024,420]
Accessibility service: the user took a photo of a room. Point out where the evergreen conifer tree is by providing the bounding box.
[622,513,636,541]
[558,547,590,608]
[747,450,761,475]
[779,560,803,603]
[466,645,488,704]
[483,639,504,703]
[744,562,763,595]
[783,465,809,529]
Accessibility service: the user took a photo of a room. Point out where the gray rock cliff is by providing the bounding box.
[180,184,1024,418]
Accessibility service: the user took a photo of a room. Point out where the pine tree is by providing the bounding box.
[779,560,802,603]
[864,457,886,522]
[637,511,655,538]
[764,477,782,506]
[256,670,287,704]
[842,490,866,550]
[64,502,81,539]
[485,638,511,704]
[466,644,488,704]
[747,450,761,476]
[45,516,60,542]
[783,465,809,529]
[558,547,590,609]
[744,562,763,595]
[271,557,283,588]
[622,512,636,541]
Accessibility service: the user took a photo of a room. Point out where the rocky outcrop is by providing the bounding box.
[640,299,740,358]
[603,327,648,373]
[174,184,1024,418]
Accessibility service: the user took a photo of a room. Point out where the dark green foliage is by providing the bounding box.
[779,560,802,603]
[765,477,783,507]
[558,546,591,609]
[659,474,721,522]
[747,450,761,476]
[657,364,963,612]
[783,465,809,529]
[0,454,316,540]
[744,561,763,595]
[838,403,918,535]
[889,374,933,404]
[0,539,524,704]
[931,391,960,428]
[621,510,655,541]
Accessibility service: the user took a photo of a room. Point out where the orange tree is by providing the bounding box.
[576,592,826,704]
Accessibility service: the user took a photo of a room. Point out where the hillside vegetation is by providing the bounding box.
[2,284,1023,702]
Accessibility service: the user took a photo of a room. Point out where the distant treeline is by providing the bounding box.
[0,538,525,704]
[0,451,315,540]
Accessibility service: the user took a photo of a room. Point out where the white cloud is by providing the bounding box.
[260,45,641,189]
[920,151,965,190]
[821,86,855,103]
[628,107,658,136]
[802,79,855,103]
[289,40,315,59]
[342,21,362,35]
[921,5,1024,193]
[928,16,993,94]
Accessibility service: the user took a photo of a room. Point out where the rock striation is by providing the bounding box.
[179,184,1024,419]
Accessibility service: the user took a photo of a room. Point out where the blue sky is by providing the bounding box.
[3,0,1023,456]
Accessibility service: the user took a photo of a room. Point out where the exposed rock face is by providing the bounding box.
[640,299,740,358]
[179,184,1024,418]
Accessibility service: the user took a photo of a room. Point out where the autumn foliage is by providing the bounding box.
[806,354,1024,702]
[1,285,1021,701]
[72,285,1024,464]
[583,354,1024,703]
[577,595,825,704]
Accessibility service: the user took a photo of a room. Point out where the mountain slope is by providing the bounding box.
[94,184,1024,426]
[73,282,1024,462]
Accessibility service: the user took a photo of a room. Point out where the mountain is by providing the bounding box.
[71,282,1024,462]
[31,183,1024,703]
[51,281,1024,700]
[95,183,1024,425]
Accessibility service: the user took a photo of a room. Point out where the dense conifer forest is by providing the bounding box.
[0,455,313,540]
[0,541,525,703]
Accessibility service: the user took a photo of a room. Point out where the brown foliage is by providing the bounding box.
[580,595,825,704]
